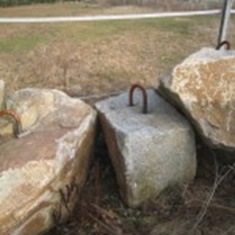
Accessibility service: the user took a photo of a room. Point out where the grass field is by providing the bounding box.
[1,7,234,98]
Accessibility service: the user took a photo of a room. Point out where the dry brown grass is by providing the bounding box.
[1,15,234,99]
[0,2,234,100]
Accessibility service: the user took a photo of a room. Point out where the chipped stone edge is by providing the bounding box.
[0,105,97,234]
[158,75,235,152]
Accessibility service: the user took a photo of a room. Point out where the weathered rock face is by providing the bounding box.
[0,80,4,108]
[0,88,97,234]
[159,48,235,156]
[96,89,196,207]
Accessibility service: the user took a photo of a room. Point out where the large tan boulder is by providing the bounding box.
[0,88,97,234]
[159,48,235,157]
[96,89,196,207]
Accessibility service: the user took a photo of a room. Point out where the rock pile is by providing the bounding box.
[0,46,234,233]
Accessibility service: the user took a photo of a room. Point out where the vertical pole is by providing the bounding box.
[217,0,234,47]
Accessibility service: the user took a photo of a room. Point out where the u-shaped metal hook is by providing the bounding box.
[129,84,148,114]
[0,109,22,138]
[216,40,231,50]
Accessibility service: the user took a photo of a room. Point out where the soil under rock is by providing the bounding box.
[46,132,235,235]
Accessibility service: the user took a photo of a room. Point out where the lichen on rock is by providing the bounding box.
[159,48,235,158]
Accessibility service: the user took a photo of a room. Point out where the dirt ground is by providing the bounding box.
[46,132,235,235]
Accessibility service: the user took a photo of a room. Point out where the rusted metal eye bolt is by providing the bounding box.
[0,109,22,138]
[129,84,148,114]
[216,40,231,50]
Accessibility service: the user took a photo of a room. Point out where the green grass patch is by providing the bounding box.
[50,17,199,44]
[133,16,216,35]
[0,34,44,53]
[0,15,217,53]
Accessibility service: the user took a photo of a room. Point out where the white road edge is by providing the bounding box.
[0,9,234,23]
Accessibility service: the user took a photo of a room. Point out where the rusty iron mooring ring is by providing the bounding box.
[0,109,22,138]
[129,84,148,114]
[216,40,231,50]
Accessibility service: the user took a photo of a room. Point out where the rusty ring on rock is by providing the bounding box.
[129,84,148,114]
[216,40,231,50]
[0,109,22,138]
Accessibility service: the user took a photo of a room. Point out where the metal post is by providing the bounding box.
[217,0,234,47]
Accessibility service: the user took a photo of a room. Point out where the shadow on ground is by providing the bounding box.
[46,128,235,235]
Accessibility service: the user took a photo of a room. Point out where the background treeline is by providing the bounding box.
[0,0,75,7]
[0,0,222,8]
[98,0,222,10]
